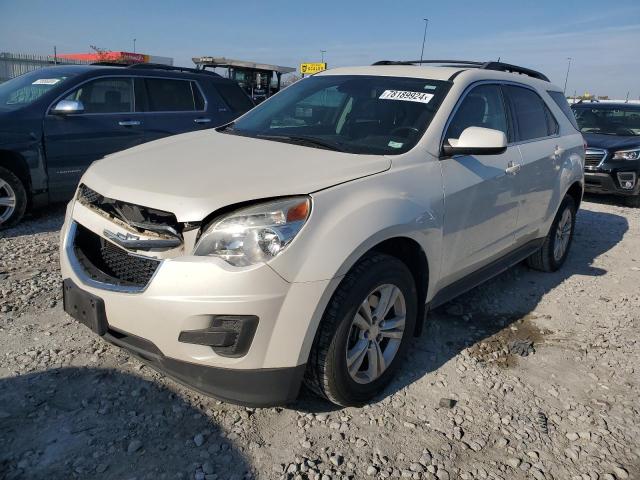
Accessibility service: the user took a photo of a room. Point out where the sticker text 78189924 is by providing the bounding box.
[379,90,434,104]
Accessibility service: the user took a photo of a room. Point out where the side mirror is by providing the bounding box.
[442,126,507,157]
[51,99,85,115]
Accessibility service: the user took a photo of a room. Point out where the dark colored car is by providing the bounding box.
[571,102,640,207]
[0,63,254,227]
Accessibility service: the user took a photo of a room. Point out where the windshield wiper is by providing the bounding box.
[256,134,345,152]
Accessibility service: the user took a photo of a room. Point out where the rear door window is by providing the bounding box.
[143,78,200,112]
[504,85,555,141]
[62,77,133,114]
[214,82,254,113]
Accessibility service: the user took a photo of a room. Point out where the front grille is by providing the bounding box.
[77,184,181,235]
[585,149,607,169]
[74,224,160,288]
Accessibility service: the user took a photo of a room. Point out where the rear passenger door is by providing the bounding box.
[135,77,214,143]
[503,85,562,240]
[440,84,521,283]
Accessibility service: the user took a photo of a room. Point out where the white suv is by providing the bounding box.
[60,60,584,406]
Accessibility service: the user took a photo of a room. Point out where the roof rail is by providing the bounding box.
[127,63,221,77]
[372,59,549,82]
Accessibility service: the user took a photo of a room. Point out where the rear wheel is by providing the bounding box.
[0,166,27,228]
[304,253,417,406]
[527,195,576,272]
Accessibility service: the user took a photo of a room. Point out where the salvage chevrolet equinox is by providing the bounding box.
[60,60,585,406]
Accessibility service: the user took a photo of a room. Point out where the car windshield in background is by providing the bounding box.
[573,106,640,136]
[223,75,451,155]
[0,70,74,111]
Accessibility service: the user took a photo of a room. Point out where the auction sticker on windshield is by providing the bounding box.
[379,90,434,104]
[32,79,61,85]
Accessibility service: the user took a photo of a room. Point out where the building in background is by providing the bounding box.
[193,56,295,103]
[58,51,173,66]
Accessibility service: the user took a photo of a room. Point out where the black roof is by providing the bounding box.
[572,102,640,109]
[28,63,225,80]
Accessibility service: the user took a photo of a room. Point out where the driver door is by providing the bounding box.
[439,83,521,284]
[43,77,144,201]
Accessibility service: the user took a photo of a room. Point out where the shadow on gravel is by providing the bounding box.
[0,367,251,480]
[0,205,65,239]
[296,206,629,412]
[379,206,630,401]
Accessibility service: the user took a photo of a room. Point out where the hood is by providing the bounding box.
[81,130,391,221]
[583,133,640,152]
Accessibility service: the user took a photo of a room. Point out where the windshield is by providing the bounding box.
[0,70,75,111]
[573,106,640,136]
[223,75,451,155]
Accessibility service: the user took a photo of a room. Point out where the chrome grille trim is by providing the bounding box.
[584,148,607,170]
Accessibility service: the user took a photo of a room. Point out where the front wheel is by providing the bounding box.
[624,194,640,208]
[527,195,576,272]
[0,166,27,228]
[304,253,417,406]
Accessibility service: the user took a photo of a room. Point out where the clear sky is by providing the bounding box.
[1,0,639,98]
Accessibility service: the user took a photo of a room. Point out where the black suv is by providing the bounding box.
[572,102,640,207]
[0,63,254,226]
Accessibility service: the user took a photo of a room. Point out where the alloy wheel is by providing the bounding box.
[345,284,406,384]
[0,178,17,224]
[554,208,573,261]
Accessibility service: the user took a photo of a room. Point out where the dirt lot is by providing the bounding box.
[1,196,638,480]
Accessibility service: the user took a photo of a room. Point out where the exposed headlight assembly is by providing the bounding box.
[612,148,640,161]
[194,197,311,266]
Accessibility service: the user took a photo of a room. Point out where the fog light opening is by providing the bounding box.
[617,172,637,190]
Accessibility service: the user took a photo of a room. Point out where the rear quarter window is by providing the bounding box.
[548,91,579,131]
[214,82,254,113]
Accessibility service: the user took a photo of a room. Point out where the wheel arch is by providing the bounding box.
[565,180,583,210]
[0,150,31,193]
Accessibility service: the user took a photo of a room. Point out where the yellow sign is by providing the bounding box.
[300,62,327,75]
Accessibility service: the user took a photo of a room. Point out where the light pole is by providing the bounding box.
[563,57,572,94]
[133,38,137,53]
[420,18,429,63]
[321,50,326,63]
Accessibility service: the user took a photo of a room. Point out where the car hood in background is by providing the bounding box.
[583,133,640,152]
[81,130,391,221]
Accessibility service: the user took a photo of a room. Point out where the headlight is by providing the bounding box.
[612,148,640,161]
[193,197,311,266]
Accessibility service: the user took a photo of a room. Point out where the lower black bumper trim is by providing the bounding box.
[584,172,640,196]
[103,330,305,407]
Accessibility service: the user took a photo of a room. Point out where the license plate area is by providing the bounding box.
[63,279,108,335]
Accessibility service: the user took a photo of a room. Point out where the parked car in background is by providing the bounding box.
[571,102,640,207]
[60,60,584,406]
[0,63,254,227]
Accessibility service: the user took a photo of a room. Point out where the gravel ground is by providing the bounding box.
[0,196,638,480]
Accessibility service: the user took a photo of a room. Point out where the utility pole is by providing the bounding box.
[419,18,429,63]
[133,38,137,53]
[321,50,326,63]
[563,57,572,94]
[53,46,57,65]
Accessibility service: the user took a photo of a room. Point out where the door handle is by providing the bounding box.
[118,120,141,127]
[194,118,212,124]
[505,161,522,175]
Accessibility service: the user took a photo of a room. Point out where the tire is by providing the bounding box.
[527,195,576,272]
[304,253,417,406]
[0,166,27,228]
[624,194,640,208]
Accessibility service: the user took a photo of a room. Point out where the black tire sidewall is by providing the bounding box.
[325,256,417,405]
[0,166,27,228]
[546,196,576,270]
